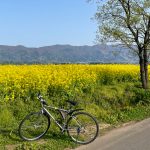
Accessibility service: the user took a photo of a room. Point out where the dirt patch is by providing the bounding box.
[5,144,18,150]
[5,139,47,150]
[100,123,111,130]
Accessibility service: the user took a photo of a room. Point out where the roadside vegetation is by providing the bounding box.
[1,64,150,150]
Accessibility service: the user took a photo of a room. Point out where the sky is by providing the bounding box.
[0,0,97,47]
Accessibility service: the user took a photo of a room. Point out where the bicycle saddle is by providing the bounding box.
[66,100,78,106]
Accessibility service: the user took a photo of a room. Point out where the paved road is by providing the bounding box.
[75,118,150,150]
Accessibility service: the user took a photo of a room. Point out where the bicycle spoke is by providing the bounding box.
[19,112,50,141]
[67,112,99,144]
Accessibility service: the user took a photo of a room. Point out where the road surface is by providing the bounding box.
[75,118,150,150]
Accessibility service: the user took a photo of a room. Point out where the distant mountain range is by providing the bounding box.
[0,44,138,64]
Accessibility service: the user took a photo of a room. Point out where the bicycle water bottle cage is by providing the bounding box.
[66,100,78,106]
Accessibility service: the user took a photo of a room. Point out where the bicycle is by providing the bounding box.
[19,93,99,144]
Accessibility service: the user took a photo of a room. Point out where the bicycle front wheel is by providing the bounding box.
[19,111,50,141]
[67,112,99,144]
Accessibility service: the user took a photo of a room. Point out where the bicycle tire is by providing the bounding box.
[67,112,99,144]
[19,111,50,141]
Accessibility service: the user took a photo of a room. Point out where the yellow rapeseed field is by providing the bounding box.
[0,64,141,102]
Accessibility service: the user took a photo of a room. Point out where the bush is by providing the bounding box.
[131,88,150,105]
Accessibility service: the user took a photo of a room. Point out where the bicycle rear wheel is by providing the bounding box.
[19,111,50,141]
[67,112,99,144]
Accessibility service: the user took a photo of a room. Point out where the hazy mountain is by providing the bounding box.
[0,44,138,64]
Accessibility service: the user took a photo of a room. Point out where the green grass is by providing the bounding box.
[0,124,77,150]
[1,82,150,150]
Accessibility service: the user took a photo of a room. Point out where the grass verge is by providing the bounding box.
[1,82,150,150]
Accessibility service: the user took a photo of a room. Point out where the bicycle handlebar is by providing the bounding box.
[37,93,77,107]
[37,94,48,106]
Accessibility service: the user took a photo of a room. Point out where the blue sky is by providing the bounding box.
[0,0,97,47]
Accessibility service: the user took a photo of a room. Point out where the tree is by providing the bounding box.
[94,0,150,89]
